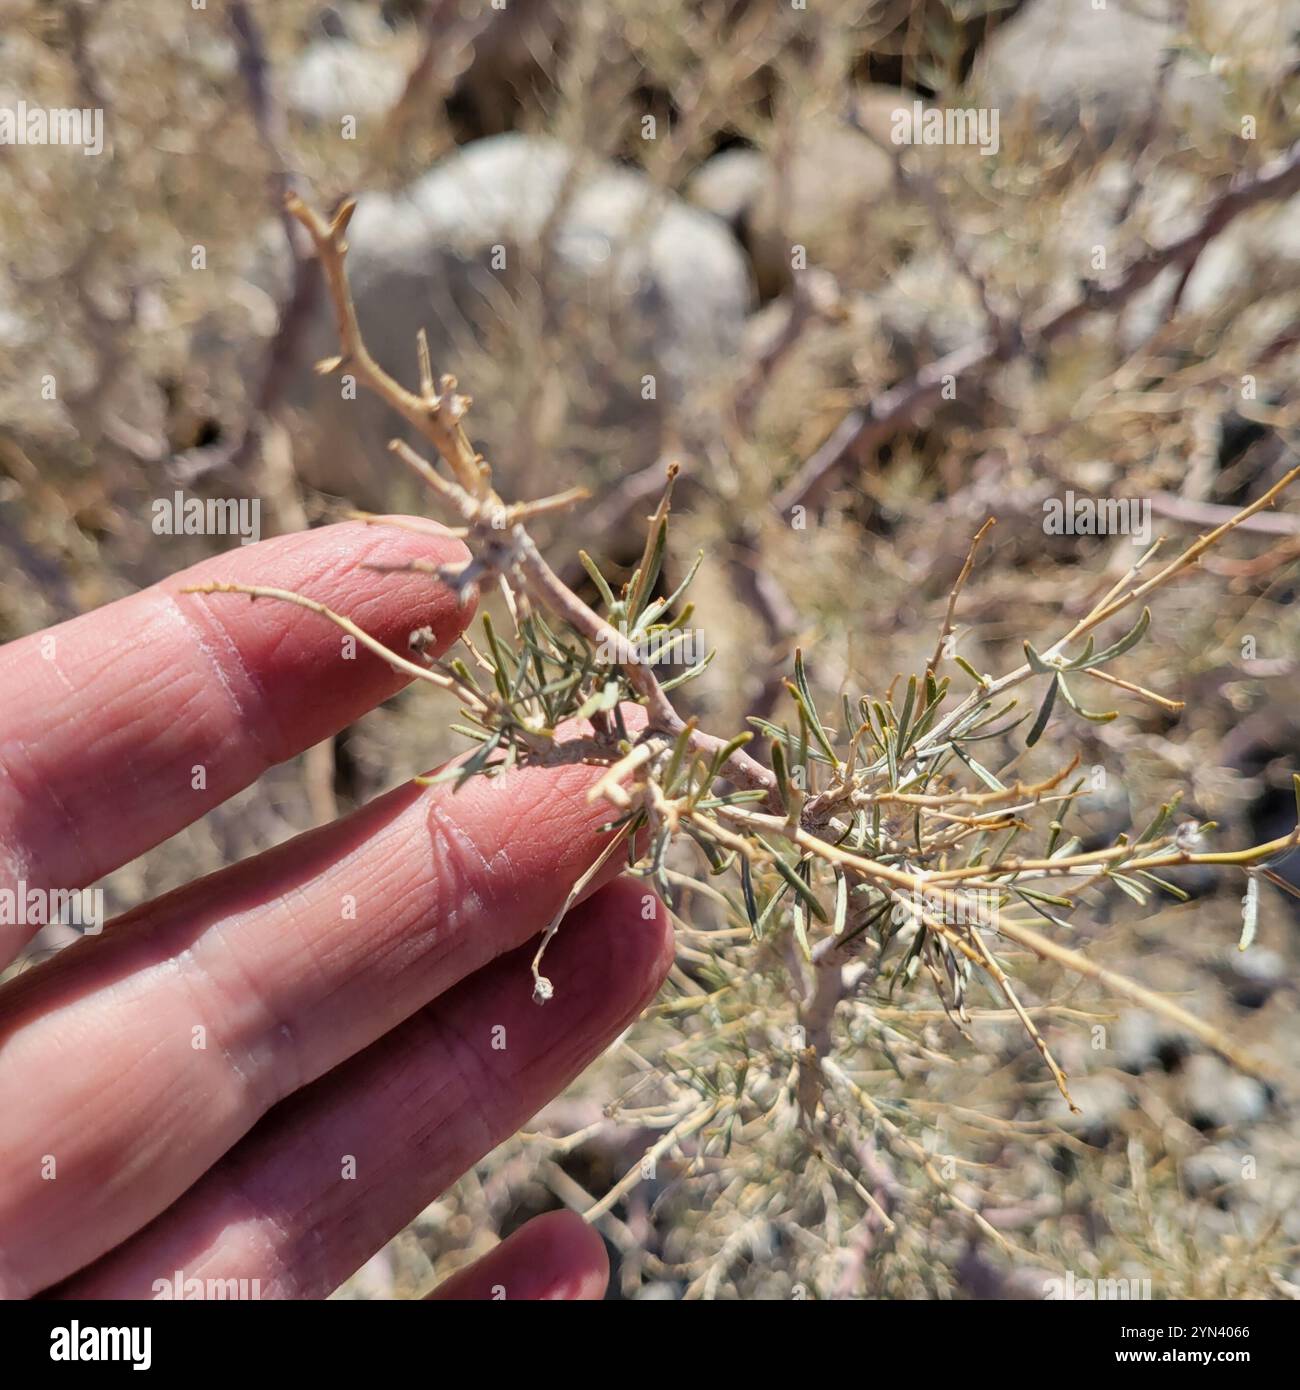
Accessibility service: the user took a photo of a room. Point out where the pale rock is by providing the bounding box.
[972,0,1299,145]
[254,134,752,508]
[1181,1145,1249,1203]
[687,89,906,298]
[285,38,411,125]
[1178,1053,1270,1132]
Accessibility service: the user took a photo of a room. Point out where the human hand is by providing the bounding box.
[0,520,671,1299]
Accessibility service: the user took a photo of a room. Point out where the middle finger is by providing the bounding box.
[0,746,629,1295]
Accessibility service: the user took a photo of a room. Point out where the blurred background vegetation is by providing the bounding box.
[2,0,1299,1298]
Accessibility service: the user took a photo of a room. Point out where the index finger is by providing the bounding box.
[0,519,472,964]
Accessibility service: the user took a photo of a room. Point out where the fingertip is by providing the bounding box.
[579,876,675,1008]
[356,515,477,652]
[166,514,475,658]
[428,1210,608,1301]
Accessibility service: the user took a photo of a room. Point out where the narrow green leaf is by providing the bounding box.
[1026,674,1059,748]
[659,648,715,691]
[954,654,985,684]
[1050,834,1083,860]
[769,849,829,923]
[792,897,811,962]
[450,657,485,694]
[1239,873,1259,951]
[740,854,759,928]
[700,732,755,798]
[1012,884,1074,908]
[1062,635,1096,671]
[1022,640,1056,675]
[663,720,695,793]
[771,738,791,813]
[1110,872,1149,904]
[1056,675,1118,724]
[573,678,621,720]
[838,895,891,951]
[950,743,1005,791]
[792,650,839,765]
[577,550,617,609]
[481,613,516,701]
[1135,791,1183,845]
[755,882,788,939]
[1009,887,1074,929]
[909,675,950,745]
[747,716,832,763]
[895,674,917,746]
[1046,819,1064,856]
[685,823,729,874]
[990,823,1022,865]
[890,921,927,998]
[1136,870,1190,902]
[638,550,703,627]
[448,722,493,743]
[1073,607,1152,671]
[626,515,668,625]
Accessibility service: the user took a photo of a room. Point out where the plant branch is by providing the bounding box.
[776,140,1300,514]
